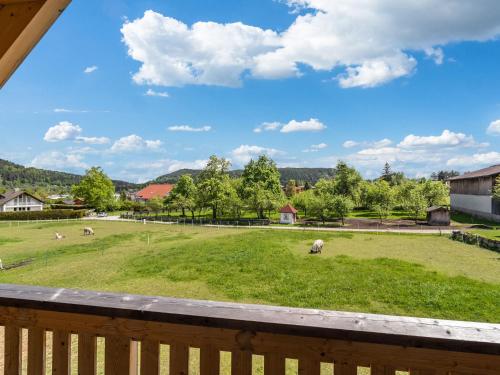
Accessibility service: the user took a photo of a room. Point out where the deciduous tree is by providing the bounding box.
[71,167,115,212]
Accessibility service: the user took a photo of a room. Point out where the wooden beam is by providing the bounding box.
[0,284,497,356]
[0,0,71,88]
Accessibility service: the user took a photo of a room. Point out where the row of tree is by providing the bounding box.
[70,157,455,223]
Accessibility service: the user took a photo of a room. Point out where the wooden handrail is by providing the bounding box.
[0,283,498,374]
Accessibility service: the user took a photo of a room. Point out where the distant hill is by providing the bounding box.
[152,167,336,185]
[0,159,138,192]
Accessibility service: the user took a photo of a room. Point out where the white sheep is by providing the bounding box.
[83,227,94,236]
[310,239,324,254]
[55,232,64,240]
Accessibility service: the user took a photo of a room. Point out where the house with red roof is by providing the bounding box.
[280,203,298,224]
[134,184,174,202]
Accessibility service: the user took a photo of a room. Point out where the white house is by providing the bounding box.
[0,191,44,212]
[280,203,298,224]
[448,164,500,223]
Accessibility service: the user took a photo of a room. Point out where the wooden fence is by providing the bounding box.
[0,284,498,374]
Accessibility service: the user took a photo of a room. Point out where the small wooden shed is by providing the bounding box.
[280,203,298,224]
[426,206,450,226]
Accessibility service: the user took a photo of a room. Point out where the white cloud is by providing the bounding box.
[30,151,88,170]
[121,3,500,88]
[338,54,417,88]
[343,140,359,148]
[398,129,478,148]
[254,122,281,133]
[343,138,392,149]
[75,136,110,145]
[303,143,328,152]
[121,11,281,87]
[425,47,445,65]
[168,125,211,132]
[254,119,326,133]
[335,129,494,176]
[145,89,169,98]
[487,119,500,135]
[231,145,283,164]
[280,118,326,133]
[54,108,89,113]
[110,134,162,152]
[44,121,82,142]
[447,152,500,167]
[84,66,98,74]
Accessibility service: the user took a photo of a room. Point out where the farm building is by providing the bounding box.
[426,206,450,226]
[448,164,500,222]
[280,203,298,224]
[134,184,174,202]
[0,190,44,212]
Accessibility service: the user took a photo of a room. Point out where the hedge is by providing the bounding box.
[0,209,86,221]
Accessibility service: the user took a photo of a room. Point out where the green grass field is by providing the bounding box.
[0,220,498,323]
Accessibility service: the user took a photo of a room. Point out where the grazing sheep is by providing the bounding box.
[55,232,64,240]
[310,239,324,254]
[83,227,94,236]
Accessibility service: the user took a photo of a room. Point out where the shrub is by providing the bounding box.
[0,209,86,221]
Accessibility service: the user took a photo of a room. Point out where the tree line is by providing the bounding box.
[72,156,453,224]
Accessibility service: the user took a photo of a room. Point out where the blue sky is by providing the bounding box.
[0,0,499,182]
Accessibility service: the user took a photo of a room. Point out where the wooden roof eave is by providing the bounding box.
[0,0,71,88]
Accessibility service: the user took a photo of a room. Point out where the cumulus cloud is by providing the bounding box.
[30,151,88,170]
[281,118,326,133]
[447,152,500,167]
[168,125,211,132]
[121,11,281,87]
[121,2,500,88]
[254,119,326,133]
[145,89,169,97]
[487,119,500,135]
[340,129,494,174]
[84,66,98,74]
[110,135,162,152]
[398,129,478,148]
[231,145,283,164]
[44,121,82,142]
[254,122,281,133]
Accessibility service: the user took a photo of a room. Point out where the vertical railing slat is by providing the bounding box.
[140,339,160,375]
[52,330,71,375]
[298,358,321,375]
[27,327,46,375]
[4,325,22,375]
[264,353,285,374]
[169,343,189,375]
[78,333,97,375]
[231,350,252,375]
[200,345,220,375]
[105,335,135,375]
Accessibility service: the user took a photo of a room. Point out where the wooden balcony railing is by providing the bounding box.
[0,284,498,375]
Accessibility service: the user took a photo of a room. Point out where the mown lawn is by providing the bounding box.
[0,220,498,323]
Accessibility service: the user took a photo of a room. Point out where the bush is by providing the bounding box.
[50,204,89,210]
[0,209,86,221]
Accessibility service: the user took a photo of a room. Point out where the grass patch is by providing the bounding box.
[125,231,500,322]
[0,237,22,246]
[0,221,498,323]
